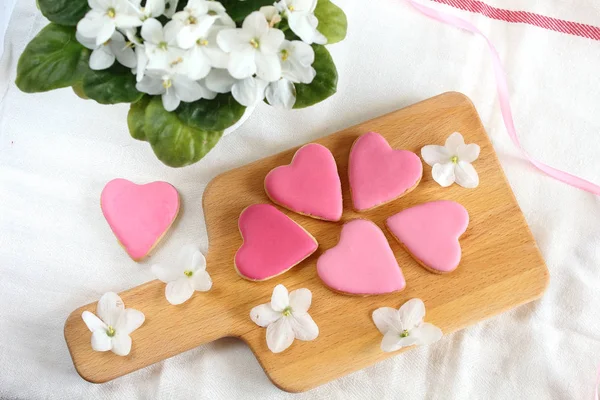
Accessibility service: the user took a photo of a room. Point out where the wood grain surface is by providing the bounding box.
[64,92,549,392]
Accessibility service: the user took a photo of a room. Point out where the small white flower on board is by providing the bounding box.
[152,244,213,305]
[250,284,319,353]
[421,132,481,188]
[81,292,145,356]
[372,298,443,352]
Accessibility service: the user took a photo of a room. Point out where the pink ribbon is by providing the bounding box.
[406,0,600,196]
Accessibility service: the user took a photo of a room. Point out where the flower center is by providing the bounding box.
[188,15,197,24]
[106,326,116,337]
[107,7,116,18]
[400,329,410,338]
[288,5,295,11]
[197,38,209,46]
[102,38,112,46]
[282,306,292,317]
[162,78,172,89]
[208,10,217,16]
[451,155,459,164]
[249,38,259,49]
[170,57,184,67]
[280,49,289,61]
[184,270,193,277]
[158,41,168,50]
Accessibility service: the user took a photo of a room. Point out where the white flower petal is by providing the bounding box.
[289,41,314,66]
[82,311,107,332]
[227,49,256,79]
[432,162,456,187]
[444,131,465,153]
[454,161,479,188]
[457,143,480,163]
[186,48,212,80]
[111,41,137,68]
[397,334,421,348]
[96,21,116,46]
[372,307,404,335]
[146,0,166,18]
[162,90,181,111]
[166,278,195,304]
[242,11,268,38]
[89,46,115,70]
[111,333,132,356]
[173,76,206,102]
[136,74,165,95]
[217,29,253,53]
[97,292,124,327]
[76,31,97,50]
[164,20,183,44]
[164,0,179,18]
[190,270,212,292]
[250,304,281,327]
[255,52,281,82]
[114,14,142,30]
[270,284,289,312]
[141,18,164,44]
[380,331,402,352]
[288,288,311,313]
[421,145,450,166]
[288,13,326,45]
[77,11,105,41]
[259,28,284,54]
[151,262,179,284]
[91,330,112,352]
[190,249,207,272]
[266,317,295,353]
[265,79,295,109]
[205,68,235,93]
[115,309,145,334]
[290,313,318,341]
[231,77,262,106]
[398,298,426,331]
[172,244,199,272]
[411,323,443,345]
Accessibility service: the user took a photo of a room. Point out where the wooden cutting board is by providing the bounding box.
[64,92,549,392]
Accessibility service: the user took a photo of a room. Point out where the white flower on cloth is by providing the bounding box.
[265,78,295,109]
[77,0,142,46]
[421,132,481,188]
[151,245,213,305]
[76,31,136,70]
[260,5,282,27]
[372,298,442,353]
[81,292,145,356]
[130,0,166,20]
[275,0,326,45]
[250,284,319,353]
[205,68,267,107]
[217,12,284,81]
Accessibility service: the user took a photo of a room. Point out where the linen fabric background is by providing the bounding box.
[1,0,600,398]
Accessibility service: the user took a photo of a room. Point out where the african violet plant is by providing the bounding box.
[16,0,346,167]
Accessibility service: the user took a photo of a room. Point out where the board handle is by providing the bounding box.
[64,259,248,383]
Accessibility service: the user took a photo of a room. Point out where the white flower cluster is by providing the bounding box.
[76,0,326,111]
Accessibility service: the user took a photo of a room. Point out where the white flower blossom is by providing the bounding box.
[130,0,166,20]
[265,78,295,109]
[163,0,180,18]
[421,132,481,188]
[77,0,142,46]
[275,0,326,45]
[279,40,315,83]
[205,68,267,106]
[81,292,145,356]
[372,298,443,352]
[250,284,318,353]
[217,12,284,81]
[123,28,148,81]
[260,5,282,27]
[76,31,136,70]
[152,245,213,304]
[141,18,183,70]
[178,23,229,79]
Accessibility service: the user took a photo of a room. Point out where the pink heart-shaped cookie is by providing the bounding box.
[264,143,343,221]
[235,204,318,281]
[317,219,406,295]
[386,200,469,273]
[349,132,422,211]
[101,179,180,261]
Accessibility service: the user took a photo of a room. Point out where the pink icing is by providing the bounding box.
[264,143,343,221]
[349,132,423,211]
[386,200,469,273]
[235,204,318,280]
[317,219,406,295]
[100,178,179,260]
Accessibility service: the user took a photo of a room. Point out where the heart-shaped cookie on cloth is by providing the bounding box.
[317,219,406,295]
[100,178,180,261]
[349,132,422,211]
[264,143,343,221]
[235,204,318,281]
[386,200,469,274]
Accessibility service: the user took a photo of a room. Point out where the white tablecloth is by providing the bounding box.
[2,1,600,398]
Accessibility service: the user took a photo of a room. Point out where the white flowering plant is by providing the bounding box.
[16,0,347,167]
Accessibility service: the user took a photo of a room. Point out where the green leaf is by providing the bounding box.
[293,45,337,109]
[82,63,143,105]
[38,0,89,26]
[128,96,152,141]
[176,94,246,131]
[16,24,90,93]
[314,0,347,44]
[72,81,88,99]
[219,0,274,23]
[144,97,223,167]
